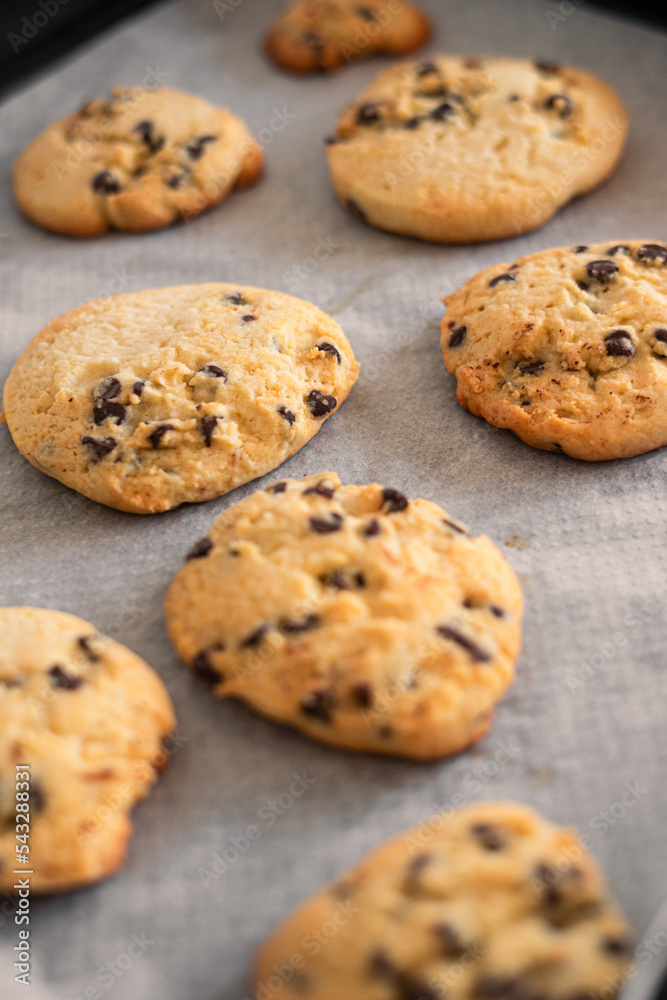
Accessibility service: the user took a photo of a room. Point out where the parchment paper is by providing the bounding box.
[0,1,666,997]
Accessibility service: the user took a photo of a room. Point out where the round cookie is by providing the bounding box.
[441,241,667,461]
[254,801,634,1000]
[265,0,430,74]
[327,57,628,243]
[0,285,359,513]
[0,607,175,893]
[14,86,263,236]
[164,473,522,759]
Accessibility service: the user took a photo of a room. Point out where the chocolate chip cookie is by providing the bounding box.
[327,57,627,242]
[0,607,175,893]
[14,86,263,236]
[1,285,359,513]
[255,801,634,1000]
[266,0,430,74]
[164,473,522,759]
[441,241,667,460]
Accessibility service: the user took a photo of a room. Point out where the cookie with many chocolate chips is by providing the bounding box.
[164,473,522,759]
[254,802,634,1000]
[1,285,358,513]
[13,86,263,236]
[441,241,667,460]
[265,0,430,74]
[0,607,175,893]
[327,57,627,242]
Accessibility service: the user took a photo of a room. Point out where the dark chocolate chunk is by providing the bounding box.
[241,625,269,649]
[267,481,288,493]
[471,822,506,851]
[223,292,247,305]
[318,342,342,363]
[489,605,506,618]
[49,665,84,691]
[148,424,174,448]
[186,537,213,561]
[281,614,321,635]
[606,244,629,256]
[489,272,517,288]
[303,481,335,498]
[82,435,116,460]
[518,361,544,375]
[300,688,335,722]
[400,980,441,1000]
[545,93,573,117]
[133,119,164,153]
[404,116,422,129]
[535,61,560,73]
[434,922,467,957]
[192,650,221,685]
[96,376,121,400]
[132,380,146,397]
[351,682,373,708]
[92,170,120,194]
[416,61,439,77]
[576,280,589,292]
[201,415,220,446]
[356,6,378,21]
[242,314,257,322]
[368,949,396,980]
[382,487,408,513]
[605,330,634,358]
[587,260,618,282]
[309,512,344,534]
[442,518,468,536]
[573,245,588,253]
[346,199,367,223]
[357,101,382,125]
[448,325,467,348]
[437,626,491,663]
[93,400,126,425]
[320,570,348,590]
[277,405,296,425]
[186,134,217,160]
[307,389,337,417]
[166,167,191,189]
[637,243,667,265]
[78,635,101,661]
[363,519,381,538]
[602,935,634,957]
[430,101,454,121]
[654,329,667,345]
[29,781,46,814]
[199,364,227,380]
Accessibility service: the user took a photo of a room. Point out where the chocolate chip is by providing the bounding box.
[309,512,343,534]
[242,314,257,322]
[508,94,520,102]
[93,400,126,425]
[606,244,629,256]
[478,976,522,1000]
[301,688,335,722]
[29,781,46,814]
[356,6,378,20]
[535,61,560,73]
[78,635,101,661]
[471,822,506,850]
[404,116,422,129]
[241,625,269,649]
[442,518,468,535]
[605,330,634,357]
[149,423,174,448]
[201,415,220,446]
[416,61,439,77]
[400,981,441,1000]
[369,949,396,980]
[167,167,191,189]
[637,243,667,265]
[187,537,213,560]
[324,135,338,145]
[489,605,506,618]
[382,488,408,513]
[437,626,491,663]
[303,481,335,498]
[573,245,588,253]
[92,170,120,194]
[545,93,573,117]
[199,364,227,380]
[602,935,634,957]
[351,682,373,708]
[186,134,217,160]
[133,119,164,153]
[363,519,381,538]
[267,481,287,493]
[357,101,382,125]
[82,435,116,460]
[281,614,321,635]
[49,665,84,690]
[318,342,342,363]
[449,325,467,347]
[320,569,347,589]
[587,260,618,282]
[654,329,667,344]
[307,389,337,417]
[489,272,517,288]
[346,199,367,223]
[434,922,466,957]
[576,280,589,292]
[430,101,454,121]
[132,380,145,397]
[96,376,121,400]
[192,650,221,685]
[223,292,247,305]
[518,361,544,375]
[277,405,296,425]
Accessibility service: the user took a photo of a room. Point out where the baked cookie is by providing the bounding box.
[164,473,522,759]
[0,285,359,514]
[327,57,628,243]
[441,241,667,461]
[0,607,175,893]
[265,0,430,74]
[14,86,263,236]
[255,801,634,1000]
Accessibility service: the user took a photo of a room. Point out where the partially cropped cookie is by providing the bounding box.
[266,0,430,74]
[14,86,263,236]
[255,802,634,1000]
[441,241,667,460]
[1,285,358,513]
[165,473,522,759]
[0,607,175,893]
[327,57,627,243]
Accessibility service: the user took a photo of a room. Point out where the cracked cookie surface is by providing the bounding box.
[266,0,430,74]
[1,284,359,513]
[254,801,633,1000]
[165,473,522,759]
[13,86,263,236]
[327,57,627,243]
[441,241,667,460]
[0,607,175,893]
